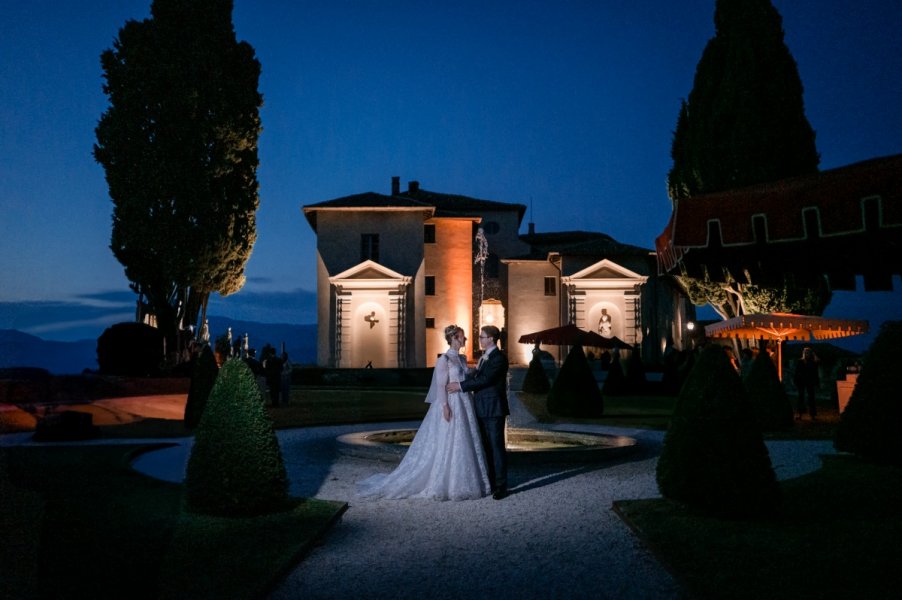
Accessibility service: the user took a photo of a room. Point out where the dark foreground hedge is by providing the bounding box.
[835,321,902,465]
[656,344,780,517]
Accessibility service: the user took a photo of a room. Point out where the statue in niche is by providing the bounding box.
[364,311,379,329]
[598,308,613,338]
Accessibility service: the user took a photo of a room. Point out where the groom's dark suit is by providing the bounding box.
[460,347,509,495]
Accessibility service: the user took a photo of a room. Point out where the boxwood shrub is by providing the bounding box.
[835,321,902,465]
[522,352,551,394]
[744,348,794,431]
[656,344,780,517]
[184,358,289,516]
[547,344,603,418]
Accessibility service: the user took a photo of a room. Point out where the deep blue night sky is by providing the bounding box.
[1,0,900,351]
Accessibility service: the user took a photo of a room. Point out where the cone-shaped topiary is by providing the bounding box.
[656,344,780,517]
[522,352,551,394]
[624,347,647,394]
[183,344,219,429]
[184,358,289,516]
[835,321,902,465]
[744,348,794,431]
[547,344,603,418]
[602,352,626,396]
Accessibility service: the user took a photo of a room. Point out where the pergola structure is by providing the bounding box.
[655,154,902,291]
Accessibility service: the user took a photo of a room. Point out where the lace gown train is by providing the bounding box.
[357,350,491,501]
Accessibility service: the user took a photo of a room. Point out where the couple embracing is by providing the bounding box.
[357,324,509,501]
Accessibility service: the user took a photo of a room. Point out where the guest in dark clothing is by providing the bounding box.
[793,347,820,419]
[262,346,283,406]
[279,352,292,407]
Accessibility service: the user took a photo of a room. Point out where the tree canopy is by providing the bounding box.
[666,0,828,319]
[94,0,262,356]
[667,0,819,201]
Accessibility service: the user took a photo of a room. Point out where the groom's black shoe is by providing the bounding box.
[492,488,508,500]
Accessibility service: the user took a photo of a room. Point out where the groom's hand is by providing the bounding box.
[446,382,461,393]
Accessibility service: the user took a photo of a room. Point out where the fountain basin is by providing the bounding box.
[336,427,638,464]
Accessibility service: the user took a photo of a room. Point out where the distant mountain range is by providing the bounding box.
[0,317,317,375]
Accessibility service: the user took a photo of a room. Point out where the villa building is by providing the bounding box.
[302,178,693,368]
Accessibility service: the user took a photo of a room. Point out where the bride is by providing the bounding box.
[357,325,491,500]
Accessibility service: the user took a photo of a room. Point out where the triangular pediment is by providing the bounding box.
[567,259,644,281]
[330,260,409,283]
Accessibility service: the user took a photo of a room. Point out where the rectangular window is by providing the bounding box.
[424,224,436,244]
[361,234,379,262]
[425,276,436,296]
[544,276,556,296]
[425,317,435,329]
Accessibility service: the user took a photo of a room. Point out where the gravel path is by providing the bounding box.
[1,390,837,600]
[124,423,836,600]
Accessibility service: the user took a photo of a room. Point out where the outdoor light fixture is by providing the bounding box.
[686,321,695,331]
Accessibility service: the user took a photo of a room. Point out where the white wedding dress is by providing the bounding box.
[357,349,491,501]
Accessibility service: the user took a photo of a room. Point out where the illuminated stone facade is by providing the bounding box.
[303,179,691,368]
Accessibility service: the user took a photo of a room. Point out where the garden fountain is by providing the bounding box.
[337,227,638,464]
[336,426,638,464]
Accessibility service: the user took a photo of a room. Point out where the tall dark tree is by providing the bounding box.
[668,0,818,201]
[94,0,262,357]
[667,0,827,320]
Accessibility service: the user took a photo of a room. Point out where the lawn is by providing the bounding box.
[0,444,345,600]
[0,380,865,598]
[615,454,902,599]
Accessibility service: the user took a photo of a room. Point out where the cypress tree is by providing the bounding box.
[667,0,828,318]
[668,0,818,201]
[94,0,262,352]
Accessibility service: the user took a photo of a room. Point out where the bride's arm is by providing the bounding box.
[437,356,453,421]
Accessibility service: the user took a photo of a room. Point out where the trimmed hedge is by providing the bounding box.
[522,352,551,394]
[547,344,603,418]
[624,347,647,394]
[656,344,780,517]
[183,344,218,430]
[601,352,626,396]
[184,358,289,516]
[744,348,794,431]
[96,322,163,376]
[835,321,902,465]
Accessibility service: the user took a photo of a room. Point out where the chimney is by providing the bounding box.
[408,180,419,193]
[391,176,400,196]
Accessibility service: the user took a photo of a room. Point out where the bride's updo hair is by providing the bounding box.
[444,324,461,345]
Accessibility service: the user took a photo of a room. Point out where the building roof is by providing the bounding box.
[399,187,527,222]
[302,182,528,231]
[511,230,650,261]
[302,192,435,231]
[655,153,902,290]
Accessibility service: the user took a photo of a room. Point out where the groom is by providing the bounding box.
[448,325,510,500]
